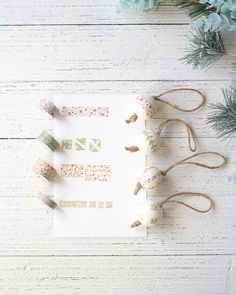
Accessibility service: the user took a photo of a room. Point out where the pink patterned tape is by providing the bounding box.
[61,164,111,182]
[61,106,109,117]
[33,159,57,181]
[38,99,59,118]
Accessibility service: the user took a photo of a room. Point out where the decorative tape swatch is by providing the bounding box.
[61,164,111,181]
[61,138,102,152]
[62,106,109,117]
[61,139,73,150]
[58,200,113,208]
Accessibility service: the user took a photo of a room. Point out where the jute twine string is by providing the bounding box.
[153,88,206,113]
[134,152,227,195]
[126,88,205,124]
[131,192,213,228]
[159,192,214,213]
[157,118,197,152]
[161,151,227,177]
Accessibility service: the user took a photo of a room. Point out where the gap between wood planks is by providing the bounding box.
[0,254,236,257]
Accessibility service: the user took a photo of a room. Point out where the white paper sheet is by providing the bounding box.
[53,94,147,237]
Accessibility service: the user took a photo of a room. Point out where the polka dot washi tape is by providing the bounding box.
[38,130,59,151]
[38,99,59,118]
[33,159,57,182]
[61,164,111,182]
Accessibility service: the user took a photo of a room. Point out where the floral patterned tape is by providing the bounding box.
[37,193,57,209]
[61,164,111,182]
[33,159,57,182]
[61,106,109,117]
[38,130,59,151]
[38,99,59,118]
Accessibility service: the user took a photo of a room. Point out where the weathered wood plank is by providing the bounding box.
[0,256,235,295]
[0,138,235,256]
[0,26,234,81]
[0,0,188,25]
[0,80,230,138]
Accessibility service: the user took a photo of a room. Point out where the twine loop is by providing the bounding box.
[157,118,197,152]
[125,88,205,124]
[134,152,226,194]
[162,151,227,176]
[153,88,206,113]
[159,192,214,213]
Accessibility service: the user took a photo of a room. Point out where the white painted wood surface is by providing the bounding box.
[1,1,236,294]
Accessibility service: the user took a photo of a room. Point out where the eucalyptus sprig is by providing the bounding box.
[118,0,161,13]
[207,88,236,139]
[181,29,225,69]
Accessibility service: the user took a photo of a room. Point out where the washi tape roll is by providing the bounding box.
[38,99,59,118]
[38,130,59,151]
[37,193,57,209]
[33,159,57,181]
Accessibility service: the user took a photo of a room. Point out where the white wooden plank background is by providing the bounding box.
[1,1,236,294]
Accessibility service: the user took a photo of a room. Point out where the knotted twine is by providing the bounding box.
[134,152,227,195]
[126,88,206,124]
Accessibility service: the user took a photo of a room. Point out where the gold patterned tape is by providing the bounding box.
[58,200,113,208]
[37,193,57,209]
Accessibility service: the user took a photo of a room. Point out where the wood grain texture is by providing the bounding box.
[0,256,235,295]
[0,25,234,81]
[0,0,188,25]
[0,0,235,293]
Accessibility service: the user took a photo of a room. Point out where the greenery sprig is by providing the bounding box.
[174,0,210,19]
[117,0,233,69]
[181,29,225,69]
[207,87,236,139]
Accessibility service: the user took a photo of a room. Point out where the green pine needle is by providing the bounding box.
[207,88,236,139]
[173,0,211,19]
[181,29,225,69]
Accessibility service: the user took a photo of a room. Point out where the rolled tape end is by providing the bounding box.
[38,99,59,118]
[33,159,57,182]
[38,130,59,151]
[37,193,57,209]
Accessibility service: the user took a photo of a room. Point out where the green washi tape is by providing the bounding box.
[38,130,59,151]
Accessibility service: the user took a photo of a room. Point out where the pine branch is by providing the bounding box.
[173,0,211,19]
[180,29,225,69]
[207,88,236,139]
